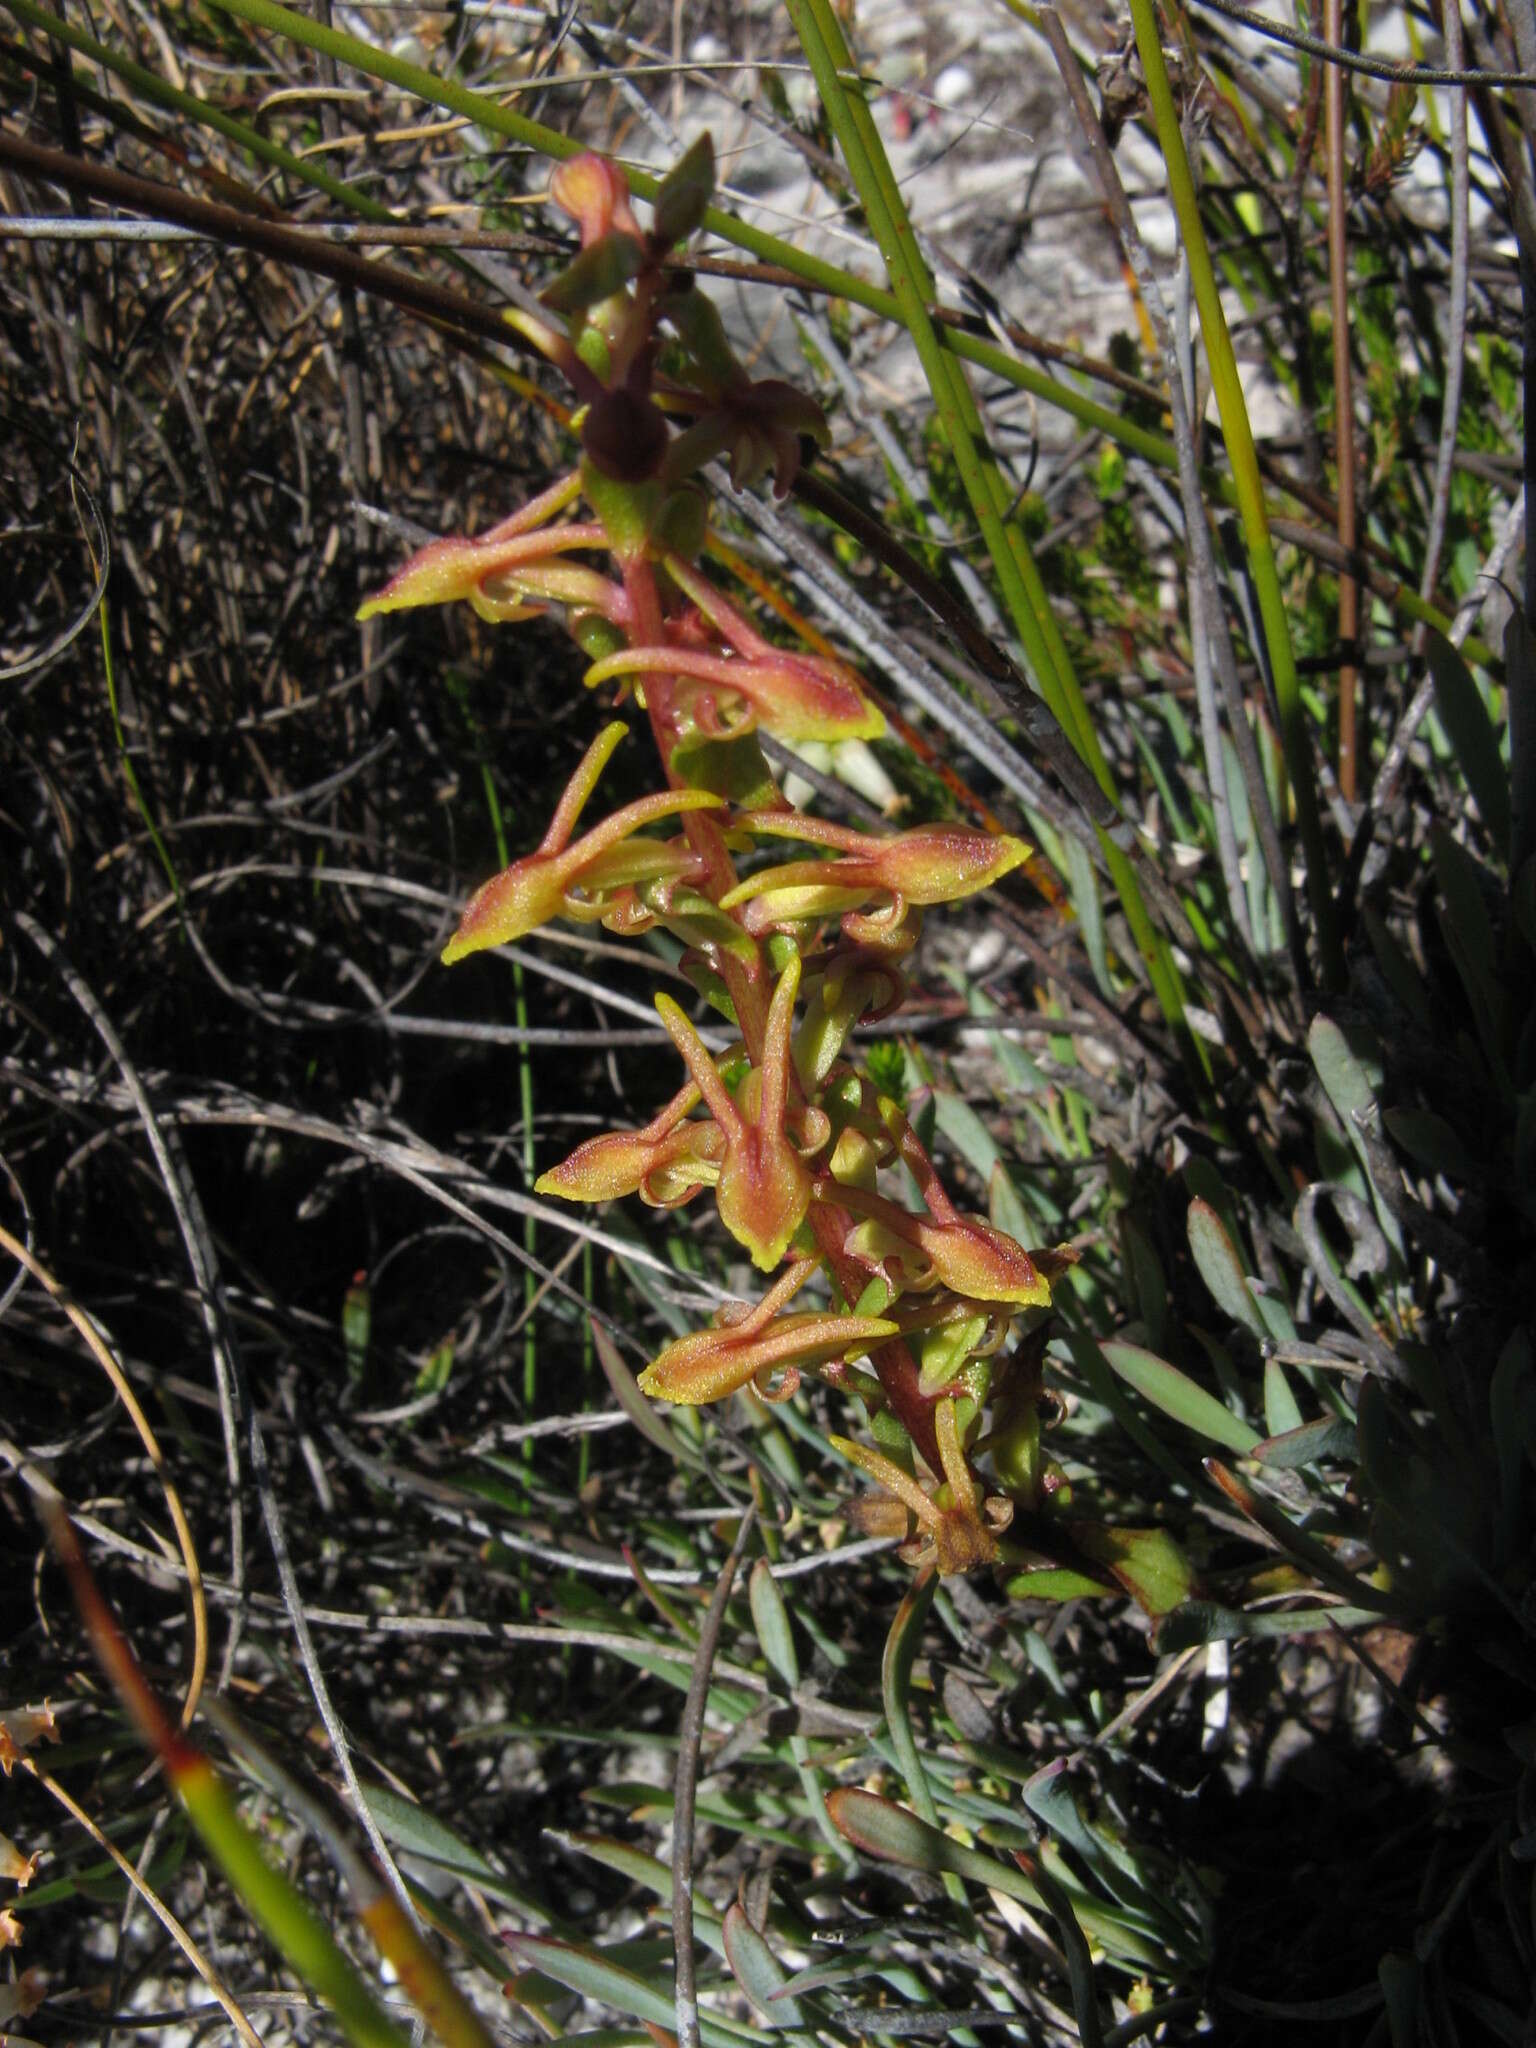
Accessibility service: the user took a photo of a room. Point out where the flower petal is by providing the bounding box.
[639,1309,898,1405]
[536,1116,723,1206]
[733,817,1031,909]
[356,518,604,622]
[583,647,884,745]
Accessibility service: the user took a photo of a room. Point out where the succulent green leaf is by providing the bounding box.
[1427,630,1511,858]
[1101,1338,1261,1454]
[359,1784,537,1915]
[507,1937,677,2034]
[1186,1198,1267,1340]
[824,1790,1160,1965]
[1383,1107,1479,1185]
[748,1559,801,1691]
[932,1089,1002,1183]
[1120,1214,1169,1351]
[1308,1015,1383,1133]
[988,1162,1036,1251]
[1253,1416,1357,1469]
[1069,1522,1193,1617]
[1001,1561,1115,1602]
[1063,832,1111,997]
[1157,1600,1387,1649]
[721,1904,805,2028]
[1262,1358,1302,1440]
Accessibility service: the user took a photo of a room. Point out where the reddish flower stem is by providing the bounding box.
[621,554,768,1059]
[805,1206,942,1473]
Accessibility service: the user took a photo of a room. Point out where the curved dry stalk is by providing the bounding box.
[13,913,419,1926]
[0,1220,208,1728]
[13,911,248,1685]
[22,1755,263,2048]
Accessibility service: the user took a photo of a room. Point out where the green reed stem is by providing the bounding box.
[785,0,1203,1071]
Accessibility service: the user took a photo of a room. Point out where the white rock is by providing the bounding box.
[933,62,976,108]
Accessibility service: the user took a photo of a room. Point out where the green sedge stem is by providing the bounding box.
[97,540,182,912]
[785,0,1092,762]
[787,0,1204,1074]
[1127,0,1344,986]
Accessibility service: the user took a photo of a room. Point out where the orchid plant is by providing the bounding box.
[361,138,1077,1577]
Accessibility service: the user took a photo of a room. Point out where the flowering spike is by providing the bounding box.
[364,126,1075,1579]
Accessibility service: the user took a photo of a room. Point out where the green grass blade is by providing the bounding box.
[1185,1198,1268,1341]
[783,0,1094,763]
[784,0,1202,1062]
